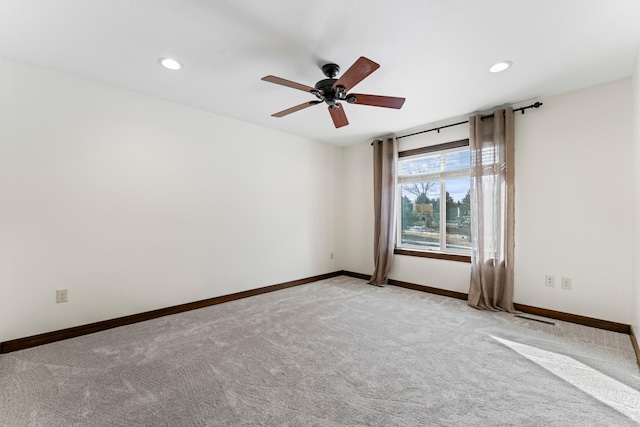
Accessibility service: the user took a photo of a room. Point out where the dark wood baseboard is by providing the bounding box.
[2,270,634,358]
[341,270,467,300]
[341,270,631,335]
[388,278,468,301]
[630,325,640,367]
[339,270,468,302]
[341,270,468,300]
[0,271,342,354]
[339,270,371,281]
[512,303,630,334]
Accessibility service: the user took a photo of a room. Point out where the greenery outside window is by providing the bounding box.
[396,140,471,258]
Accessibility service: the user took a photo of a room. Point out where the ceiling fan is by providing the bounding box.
[261,57,405,128]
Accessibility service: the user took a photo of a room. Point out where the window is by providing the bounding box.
[396,140,471,259]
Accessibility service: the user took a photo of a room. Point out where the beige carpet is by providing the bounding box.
[1,276,639,426]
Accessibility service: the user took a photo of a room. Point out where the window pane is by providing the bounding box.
[400,181,440,248]
[399,154,440,176]
[445,150,470,171]
[445,178,471,250]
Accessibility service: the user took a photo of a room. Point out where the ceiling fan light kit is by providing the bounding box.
[262,56,405,128]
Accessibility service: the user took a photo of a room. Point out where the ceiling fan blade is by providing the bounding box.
[332,57,380,91]
[262,75,318,93]
[328,103,349,128]
[272,101,321,117]
[348,94,406,109]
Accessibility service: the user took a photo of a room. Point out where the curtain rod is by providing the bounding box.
[372,102,543,145]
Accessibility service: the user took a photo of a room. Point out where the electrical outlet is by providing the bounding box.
[561,277,572,290]
[56,289,68,303]
[544,275,555,287]
[330,252,334,260]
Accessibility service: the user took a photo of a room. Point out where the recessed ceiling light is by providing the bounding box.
[489,61,512,73]
[158,57,183,71]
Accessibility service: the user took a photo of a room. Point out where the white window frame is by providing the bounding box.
[396,140,471,256]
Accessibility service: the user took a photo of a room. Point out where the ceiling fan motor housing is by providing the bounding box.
[314,78,337,91]
[315,63,350,107]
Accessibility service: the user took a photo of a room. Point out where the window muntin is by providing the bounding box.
[397,141,470,254]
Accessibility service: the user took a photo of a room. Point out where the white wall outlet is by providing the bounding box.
[544,275,555,287]
[56,289,68,303]
[561,277,572,290]
[330,252,334,260]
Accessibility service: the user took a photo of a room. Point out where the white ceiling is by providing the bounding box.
[1,0,639,146]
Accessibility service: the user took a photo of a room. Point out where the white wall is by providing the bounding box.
[632,48,640,334]
[515,79,632,323]
[0,57,343,342]
[342,78,634,324]
[340,140,374,277]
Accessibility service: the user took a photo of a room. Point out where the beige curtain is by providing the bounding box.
[468,108,515,312]
[370,136,398,286]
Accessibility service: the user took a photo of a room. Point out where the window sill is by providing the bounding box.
[394,248,471,263]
